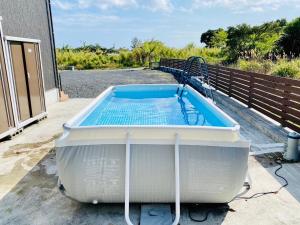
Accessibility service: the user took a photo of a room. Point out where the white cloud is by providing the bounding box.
[54,13,120,27]
[53,0,298,13]
[192,0,300,13]
[79,0,137,10]
[52,0,137,10]
[250,6,264,12]
[148,0,173,12]
[52,0,75,10]
[52,0,173,12]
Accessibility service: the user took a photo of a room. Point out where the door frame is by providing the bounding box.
[4,36,47,129]
[0,16,17,139]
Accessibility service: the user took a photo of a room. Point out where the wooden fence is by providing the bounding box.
[159,58,300,133]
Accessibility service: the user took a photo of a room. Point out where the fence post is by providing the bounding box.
[216,65,219,90]
[228,70,233,97]
[281,82,291,127]
[248,73,254,108]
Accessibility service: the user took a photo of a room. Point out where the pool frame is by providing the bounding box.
[56,84,250,222]
[57,84,241,147]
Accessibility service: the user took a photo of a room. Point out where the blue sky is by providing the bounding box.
[52,0,300,48]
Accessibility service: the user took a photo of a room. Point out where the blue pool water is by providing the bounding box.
[80,87,234,127]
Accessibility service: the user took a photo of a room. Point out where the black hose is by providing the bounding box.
[188,159,288,223]
[236,159,288,200]
[188,204,231,223]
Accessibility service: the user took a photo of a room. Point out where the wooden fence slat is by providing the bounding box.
[231,82,250,93]
[218,72,231,78]
[251,104,282,122]
[252,94,283,109]
[288,93,300,102]
[231,85,250,96]
[285,113,300,125]
[253,84,284,96]
[230,92,250,105]
[286,86,300,95]
[286,107,300,119]
[216,81,229,91]
[288,100,300,109]
[231,77,251,86]
[216,76,229,85]
[253,72,300,86]
[231,89,249,100]
[284,121,300,133]
[253,78,300,95]
[251,100,282,117]
[221,66,252,78]
[252,88,283,103]
[217,76,230,84]
[217,85,229,94]
[253,78,286,90]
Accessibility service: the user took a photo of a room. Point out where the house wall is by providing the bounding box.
[0,0,57,91]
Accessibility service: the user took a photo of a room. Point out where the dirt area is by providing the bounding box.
[0,69,300,225]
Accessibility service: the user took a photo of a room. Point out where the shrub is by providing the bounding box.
[56,42,227,70]
[236,59,266,73]
[56,42,300,80]
[272,60,300,78]
[236,59,300,78]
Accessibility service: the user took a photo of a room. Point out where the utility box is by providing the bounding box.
[284,132,300,161]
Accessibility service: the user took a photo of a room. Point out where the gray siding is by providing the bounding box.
[0,0,56,90]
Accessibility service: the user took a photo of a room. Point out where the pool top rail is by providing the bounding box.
[57,84,244,147]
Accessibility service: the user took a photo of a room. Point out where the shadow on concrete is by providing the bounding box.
[182,203,229,225]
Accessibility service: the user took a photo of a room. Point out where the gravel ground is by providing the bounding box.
[60,68,177,98]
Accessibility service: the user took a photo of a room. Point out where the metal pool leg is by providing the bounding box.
[124,133,181,225]
[125,133,134,225]
[172,133,181,225]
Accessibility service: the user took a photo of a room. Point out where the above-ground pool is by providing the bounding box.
[56,84,249,206]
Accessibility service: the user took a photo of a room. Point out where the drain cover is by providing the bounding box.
[140,204,172,225]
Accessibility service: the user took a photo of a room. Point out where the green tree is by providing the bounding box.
[277,17,300,57]
[226,24,253,61]
[210,29,228,48]
[200,29,217,47]
[131,37,141,49]
[225,20,286,61]
[248,20,285,57]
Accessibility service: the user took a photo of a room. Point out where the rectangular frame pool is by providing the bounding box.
[56,84,249,207]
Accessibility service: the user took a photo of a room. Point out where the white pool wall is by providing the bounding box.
[57,143,249,203]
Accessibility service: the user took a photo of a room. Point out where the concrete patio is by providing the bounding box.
[0,69,300,225]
